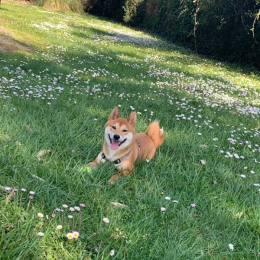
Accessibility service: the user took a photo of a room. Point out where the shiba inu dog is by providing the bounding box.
[86,106,164,183]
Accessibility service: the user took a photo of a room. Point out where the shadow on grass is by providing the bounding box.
[69,19,260,78]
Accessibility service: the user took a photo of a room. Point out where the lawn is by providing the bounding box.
[0,2,260,259]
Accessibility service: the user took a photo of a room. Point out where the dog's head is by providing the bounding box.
[104,106,136,151]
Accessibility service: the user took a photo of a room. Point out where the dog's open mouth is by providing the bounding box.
[109,135,126,150]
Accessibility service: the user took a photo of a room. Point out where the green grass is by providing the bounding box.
[1,2,260,259]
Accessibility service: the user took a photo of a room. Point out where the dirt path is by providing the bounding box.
[0,34,32,52]
[0,0,34,52]
[0,24,33,52]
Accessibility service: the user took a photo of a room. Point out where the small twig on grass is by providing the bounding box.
[20,188,26,207]
[78,203,85,233]
[72,212,76,231]
[4,187,11,201]
[31,174,44,182]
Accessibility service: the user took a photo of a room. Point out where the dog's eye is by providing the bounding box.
[112,126,116,130]
[123,129,127,132]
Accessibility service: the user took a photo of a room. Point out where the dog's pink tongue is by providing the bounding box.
[110,140,119,150]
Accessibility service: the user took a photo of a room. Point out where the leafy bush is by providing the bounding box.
[123,0,144,23]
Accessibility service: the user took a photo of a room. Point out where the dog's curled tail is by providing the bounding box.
[146,121,165,148]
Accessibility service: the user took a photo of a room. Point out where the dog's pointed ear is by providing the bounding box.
[109,106,120,121]
[127,112,136,128]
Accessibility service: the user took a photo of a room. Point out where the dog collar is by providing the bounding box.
[101,143,140,165]
[101,151,131,165]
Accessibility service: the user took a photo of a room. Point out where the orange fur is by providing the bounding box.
[86,106,164,183]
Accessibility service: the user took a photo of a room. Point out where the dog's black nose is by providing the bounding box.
[114,134,120,140]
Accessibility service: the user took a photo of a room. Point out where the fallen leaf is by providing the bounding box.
[16,141,22,147]
[235,212,244,218]
[200,160,206,165]
[110,202,128,208]
[199,144,208,148]
[229,111,237,115]
[6,188,17,201]
[37,150,52,161]
[25,125,32,132]
[31,174,44,181]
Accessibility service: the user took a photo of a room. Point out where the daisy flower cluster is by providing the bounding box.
[160,195,196,213]
[36,203,86,242]
[1,20,259,120]
[1,182,118,256]
[35,205,115,255]
[1,186,36,211]
[218,124,260,165]
[0,187,85,243]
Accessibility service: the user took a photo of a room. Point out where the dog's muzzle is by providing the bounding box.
[109,134,126,150]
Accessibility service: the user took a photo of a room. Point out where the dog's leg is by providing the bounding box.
[108,172,123,184]
[85,152,104,168]
[108,163,134,184]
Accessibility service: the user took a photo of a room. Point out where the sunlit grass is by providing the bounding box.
[0,2,260,259]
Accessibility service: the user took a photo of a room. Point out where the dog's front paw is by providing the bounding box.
[84,161,100,170]
[108,173,121,184]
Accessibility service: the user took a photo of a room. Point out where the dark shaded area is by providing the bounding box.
[82,0,125,21]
